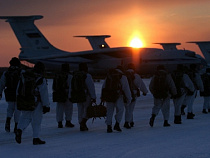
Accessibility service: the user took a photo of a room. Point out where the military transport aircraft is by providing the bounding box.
[187,41,210,65]
[0,15,205,76]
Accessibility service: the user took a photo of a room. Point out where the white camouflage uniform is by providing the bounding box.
[103,69,132,126]
[173,73,195,116]
[56,74,73,123]
[149,71,177,121]
[76,73,96,123]
[184,72,204,114]
[17,74,50,138]
[0,68,21,124]
[124,69,148,124]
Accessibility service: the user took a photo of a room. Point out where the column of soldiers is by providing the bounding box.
[149,64,205,127]
[0,57,209,145]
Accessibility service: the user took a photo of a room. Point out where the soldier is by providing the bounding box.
[53,63,74,128]
[71,63,96,131]
[124,63,148,128]
[184,64,204,119]
[149,65,177,127]
[15,62,50,145]
[0,57,21,133]
[200,68,210,113]
[101,66,131,133]
[171,64,195,124]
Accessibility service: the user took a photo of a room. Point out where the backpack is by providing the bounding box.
[71,71,87,103]
[16,70,42,111]
[187,70,198,89]
[52,72,69,102]
[172,71,185,98]
[4,67,20,101]
[101,69,122,102]
[152,72,169,99]
[201,74,210,96]
[125,71,137,99]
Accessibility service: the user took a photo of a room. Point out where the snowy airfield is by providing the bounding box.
[0,78,210,158]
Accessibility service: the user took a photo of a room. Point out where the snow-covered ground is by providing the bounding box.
[0,78,210,158]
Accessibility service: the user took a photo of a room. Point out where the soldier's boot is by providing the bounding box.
[174,115,182,124]
[181,105,186,115]
[130,122,134,127]
[163,120,171,127]
[33,138,46,145]
[14,122,18,133]
[58,121,63,128]
[80,118,88,131]
[187,112,195,119]
[65,120,75,128]
[15,129,22,144]
[114,122,122,132]
[124,122,131,129]
[178,115,182,124]
[5,117,11,132]
[107,125,113,133]
[149,114,156,127]
[202,109,208,114]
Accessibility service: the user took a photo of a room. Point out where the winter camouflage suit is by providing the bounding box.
[124,68,148,128]
[149,66,177,127]
[102,68,131,132]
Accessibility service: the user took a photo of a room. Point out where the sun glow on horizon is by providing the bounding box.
[129,37,144,48]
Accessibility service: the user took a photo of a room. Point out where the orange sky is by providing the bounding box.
[0,0,209,67]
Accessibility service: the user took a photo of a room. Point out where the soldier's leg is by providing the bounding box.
[56,102,64,128]
[13,103,21,133]
[5,102,15,132]
[187,91,196,119]
[129,100,136,124]
[31,104,45,145]
[115,96,124,124]
[106,102,115,126]
[161,98,170,127]
[31,103,43,139]
[64,100,74,127]
[15,111,32,144]
[149,98,162,127]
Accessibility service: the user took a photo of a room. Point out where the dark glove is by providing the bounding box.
[0,94,2,100]
[136,89,140,97]
[143,93,147,96]
[131,98,136,102]
[91,98,96,103]
[43,106,50,114]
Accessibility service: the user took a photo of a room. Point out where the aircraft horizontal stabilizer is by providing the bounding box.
[0,15,43,21]
[74,35,111,50]
[187,41,210,44]
[154,43,181,50]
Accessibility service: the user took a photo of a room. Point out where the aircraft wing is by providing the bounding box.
[21,47,164,62]
[21,47,135,60]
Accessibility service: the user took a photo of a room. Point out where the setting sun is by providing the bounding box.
[129,37,143,48]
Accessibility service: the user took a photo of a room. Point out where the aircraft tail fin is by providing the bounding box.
[187,41,210,64]
[74,35,110,50]
[154,43,181,50]
[0,15,62,59]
